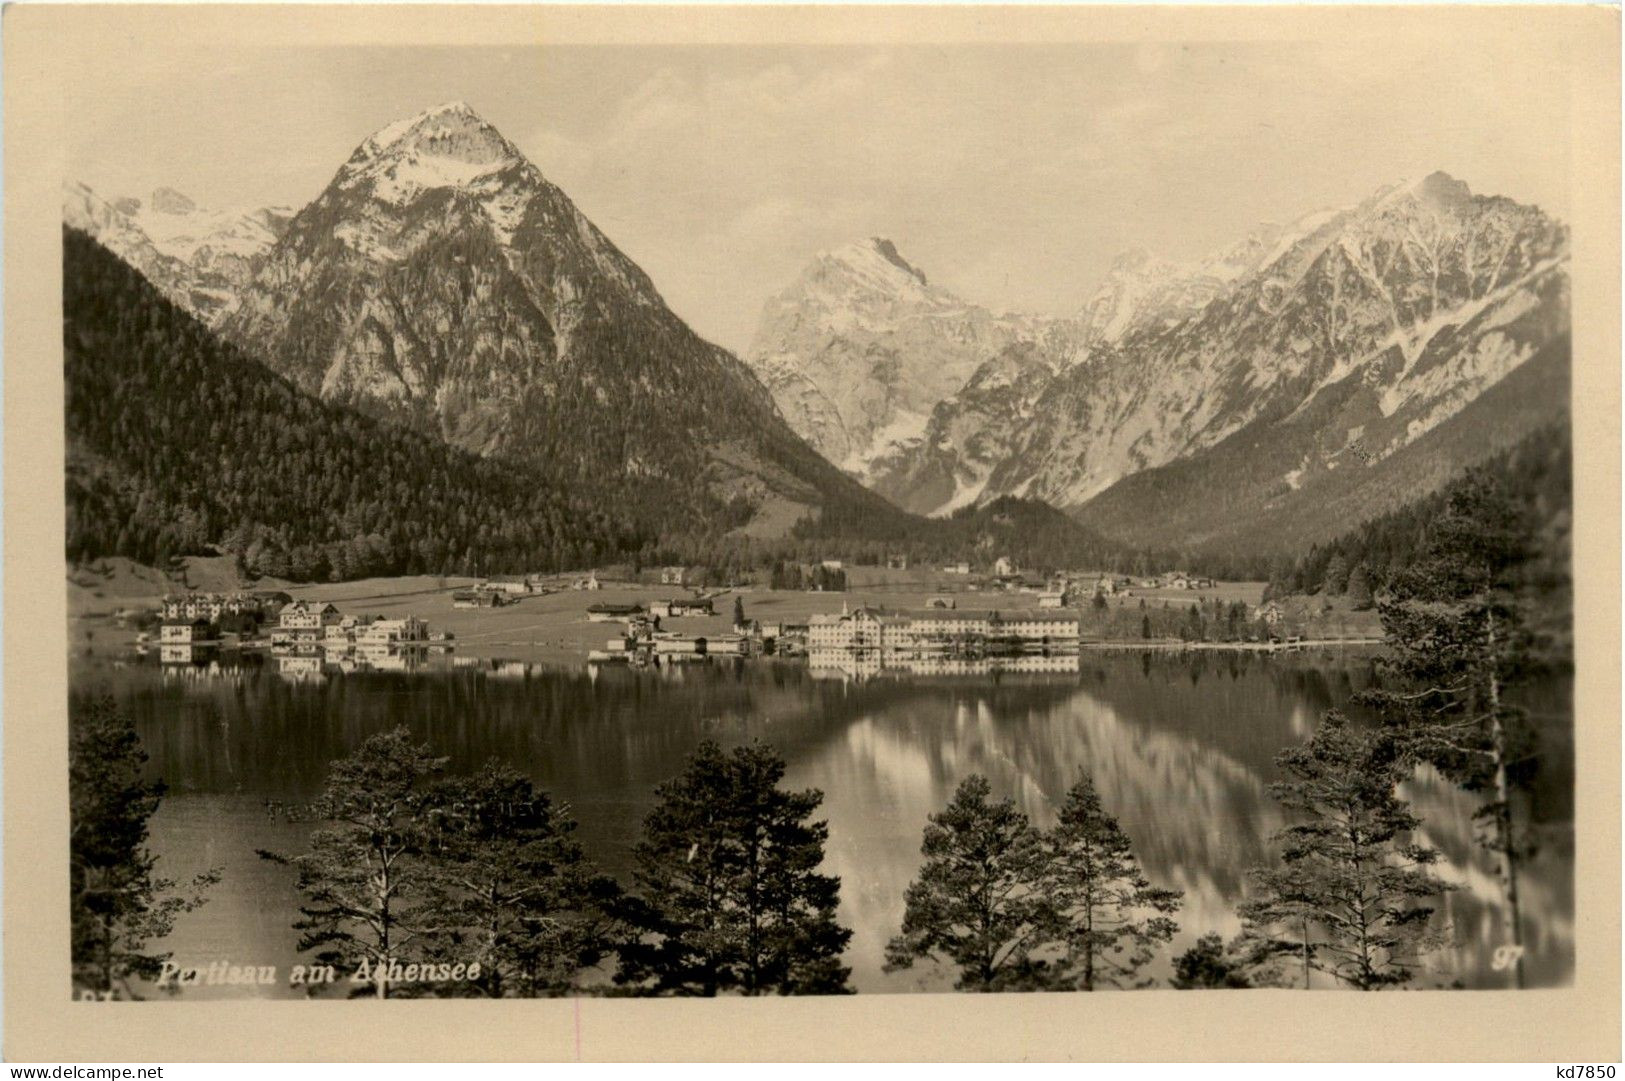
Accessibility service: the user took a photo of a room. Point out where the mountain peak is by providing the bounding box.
[149,187,196,215]
[870,237,928,285]
[349,101,521,170]
[339,101,530,206]
[1412,170,1473,209]
[816,236,931,291]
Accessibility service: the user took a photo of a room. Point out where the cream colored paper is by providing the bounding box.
[5,4,1618,1062]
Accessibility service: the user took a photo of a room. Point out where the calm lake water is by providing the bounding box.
[72,649,1575,996]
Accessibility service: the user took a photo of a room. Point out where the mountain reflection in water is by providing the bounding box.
[73,649,1573,997]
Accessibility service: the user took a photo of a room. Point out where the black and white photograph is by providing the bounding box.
[5,0,1619,1064]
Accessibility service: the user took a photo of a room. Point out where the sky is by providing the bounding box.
[63,39,1573,353]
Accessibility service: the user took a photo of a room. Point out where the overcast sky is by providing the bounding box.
[64,40,1573,353]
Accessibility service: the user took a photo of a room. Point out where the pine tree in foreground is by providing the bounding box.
[1360,470,1541,987]
[71,697,218,999]
[885,776,1054,991]
[260,726,446,998]
[1042,775,1182,990]
[1242,713,1454,990]
[617,740,852,995]
[416,762,625,997]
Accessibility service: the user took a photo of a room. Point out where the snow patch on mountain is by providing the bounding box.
[746,237,1052,475]
[64,181,291,324]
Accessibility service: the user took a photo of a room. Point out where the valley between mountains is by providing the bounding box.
[65,101,1571,581]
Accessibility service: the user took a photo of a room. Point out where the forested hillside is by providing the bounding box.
[65,229,1130,581]
[65,228,649,579]
[1261,422,1572,649]
[796,495,1130,573]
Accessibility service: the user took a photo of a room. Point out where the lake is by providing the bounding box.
[71,648,1575,995]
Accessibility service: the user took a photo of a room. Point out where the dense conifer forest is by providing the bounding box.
[65,228,652,580]
[63,230,1127,581]
[1261,422,1572,651]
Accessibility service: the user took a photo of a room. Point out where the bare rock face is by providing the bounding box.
[64,182,293,325]
[767,174,1567,536]
[216,102,882,527]
[991,174,1569,514]
[744,237,1051,477]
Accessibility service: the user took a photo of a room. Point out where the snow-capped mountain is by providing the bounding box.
[745,238,1053,478]
[850,173,1569,532]
[63,182,292,324]
[219,102,892,531]
[995,174,1567,503]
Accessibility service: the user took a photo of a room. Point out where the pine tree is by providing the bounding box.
[1170,932,1251,989]
[885,776,1054,991]
[1243,713,1453,989]
[1234,861,1325,988]
[1321,552,1352,595]
[260,726,447,998]
[733,595,746,629]
[1360,470,1539,987]
[415,763,623,997]
[71,697,218,998]
[618,741,851,995]
[1346,564,1374,610]
[1042,775,1182,990]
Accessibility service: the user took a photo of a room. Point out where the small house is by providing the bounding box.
[159,619,211,645]
[357,617,429,646]
[278,601,341,631]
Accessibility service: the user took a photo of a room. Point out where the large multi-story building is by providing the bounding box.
[159,619,211,644]
[807,607,1082,659]
[996,610,1082,645]
[162,591,289,622]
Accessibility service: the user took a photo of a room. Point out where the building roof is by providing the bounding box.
[999,610,1082,623]
[905,609,1000,622]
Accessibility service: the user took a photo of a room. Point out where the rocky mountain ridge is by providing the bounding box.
[210,102,895,536]
[745,237,1056,476]
[763,173,1568,540]
[63,181,293,324]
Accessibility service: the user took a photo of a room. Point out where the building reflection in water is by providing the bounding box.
[808,647,1083,681]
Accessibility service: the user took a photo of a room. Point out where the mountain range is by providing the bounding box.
[63,181,293,325]
[70,102,909,547]
[66,102,1571,575]
[748,173,1570,563]
[64,103,1125,575]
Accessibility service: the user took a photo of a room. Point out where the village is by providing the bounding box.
[95,553,1378,678]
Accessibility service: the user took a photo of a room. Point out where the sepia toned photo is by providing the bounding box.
[5,2,1619,1063]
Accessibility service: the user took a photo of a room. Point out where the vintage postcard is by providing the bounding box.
[3,2,1619,1063]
